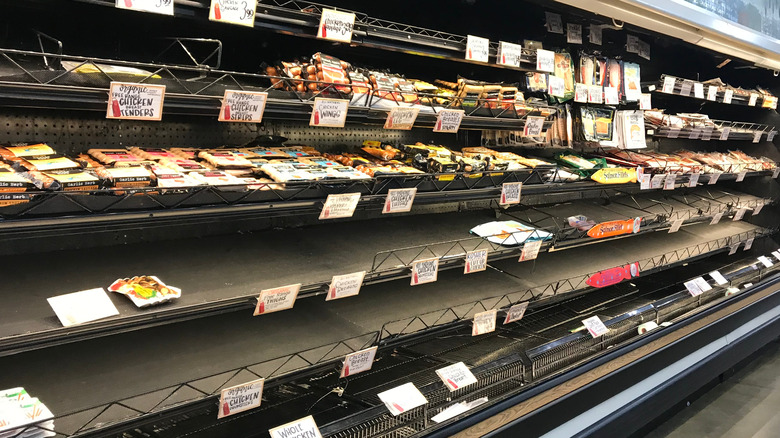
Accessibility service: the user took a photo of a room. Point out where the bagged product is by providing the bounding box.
[108,275,181,307]
[470,220,553,246]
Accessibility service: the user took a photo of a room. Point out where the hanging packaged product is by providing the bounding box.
[108,275,181,307]
[578,54,596,85]
[526,73,548,93]
[551,52,575,103]
[579,107,615,145]
[622,62,641,102]
[311,53,352,95]
[470,220,553,246]
[616,110,647,149]
[606,59,624,102]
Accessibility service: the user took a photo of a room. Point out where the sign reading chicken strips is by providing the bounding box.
[218,378,264,418]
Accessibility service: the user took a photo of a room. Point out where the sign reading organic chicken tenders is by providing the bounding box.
[340,346,378,378]
[317,8,356,43]
[106,82,165,120]
[254,284,300,315]
[219,90,267,123]
[218,378,264,419]
[433,109,464,133]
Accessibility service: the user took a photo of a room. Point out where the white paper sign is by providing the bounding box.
[436,362,478,391]
[504,301,529,324]
[774,168,780,179]
[744,237,754,250]
[752,204,764,216]
[753,131,762,143]
[736,171,747,182]
[710,270,728,285]
[694,83,705,99]
[582,316,609,337]
[662,76,676,94]
[758,256,774,268]
[604,86,619,105]
[710,212,723,225]
[772,250,780,261]
[729,243,740,255]
[209,0,256,27]
[685,277,712,296]
[688,127,702,139]
[466,35,490,63]
[723,89,733,104]
[688,172,700,187]
[638,40,650,60]
[269,416,322,438]
[47,288,119,327]
[433,109,465,133]
[588,84,603,104]
[384,107,419,130]
[651,174,666,189]
[707,85,718,101]
[546,12,564,33]
[749,93,758,106]
[549,75,566,98]
[524,116,546,137]
[497,41,523,67]
[536,49,555,73]
[702,126,714,141]
[327,271,365,301]
[500,182,522,205]
[589,26,602,45]
[733,207,747,221]
[219,90,267,123]
[567,23,582,44]
[575,83,589,103]
[472,309,497,336]
[663,173,676,190]
[254,284,300,315]
[719,127,731,141]
[668,128,681,139]
[519,240,542,262]
[316,8,355,42]
[639,173,651,190]
[310,98,349,127]
[378,383,428,416]
[432,398,488,423]
[669,219,684,233]
[464,249,488,274]
[769,131,777,142]
[340,346,378,378]
[411,257,439,286]
[639,93,652,110]
[679,81,693,97]
[115,0,173,15]
[383,188,416,214]
[218,378,264,419]
[708,172,720,185]
[107,82,165,120]
[626,35,640,53]
[320,193,361,219]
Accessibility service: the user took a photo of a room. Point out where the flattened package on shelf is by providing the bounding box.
[0,388,54,438]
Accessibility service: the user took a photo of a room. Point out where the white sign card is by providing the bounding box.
[736,171,747,182]
[219,90,268,123]
[524,116,546,137]
[688,127,701,139]
[575,83,589,103]
[47,288,119,327]
[753,131,762,143]
[663,173,676,190]
[340,346,378,378]
[694,83,705,99]
[774,168,780,179]
[588,85,603,104]
[567,23,582,44]
[431,398,488,424]
[662,76,676,94]
[669,219,684,233]
[626,35,640,53]
[411,257,439,286]
[504,301,529,324]
[436,362,478,391]
[758,256,774,268]
[320,193,361,220]
[639,93,652,110]
[723,89,733,104]
[679,81,692,97]
[639,173,652,190]
[519,240,542,262]
[710,212,723,225]
[466,35,490,63]
[327,271,366,301]
[464,249,488,274]
[254,284,301,315]
[269,416,323,438]
[384,107,419,130]
[472,309,497,336]
[378,383,428,416]
[710,270,728,285]
[218,378,264,419]
[719,127,731,141]
[582,316,609,337]
[316,8,355,42]
[638,40,650,60]
[729,243,740,255]
[500,182,522,205]
[536,49,555,73]
[209,0,257,27]
[589,25,602,45]
[744,237,754,250]
[702,126,714,141]
[752,204,764,216]
[310,98,349,127]
[707,85,718,101]
[708,172,720,185]
[733,207,747,222]
[651,174,666,189]
[773,250,780,261]
[115,0,173,15]
[769,131,777,142]
[549,75,566,98]
[684,277,711,296]
[545,12,564,33]
[433,109,465,133]
[604,86,619,105]
[688,173,700,187]
[668,128,681,139]
[497,41,523,67]
[383,188,417,214]
[106,82,165,120]
[749,93,758,106]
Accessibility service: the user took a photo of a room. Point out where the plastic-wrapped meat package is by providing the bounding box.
[606,59,623,101]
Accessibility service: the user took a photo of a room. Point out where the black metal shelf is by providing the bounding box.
[650,75,778,109]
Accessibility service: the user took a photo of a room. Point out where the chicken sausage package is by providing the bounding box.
[312,52,352,95]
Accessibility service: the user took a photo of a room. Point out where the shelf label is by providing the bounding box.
[500,182,522,205]
[567,23,582,44]
[106,82,165,121]
[384,107,419,130]
[464,249,488,274]
[316,8,355,42]
[588,85,603,104]
[47,288,119,328]
[639,93,652,110]
[662,76,676,94]
[707,85,718,101]
[723,89,733,104]
[688,127,702,140]
[523,116,546,137]
[589,25,602,45]
[753,131,762,143]
[548,76,566,98]
[432,398,488,424]
[702,126,714,141]
[472,309,497,336]
[575,83,588,103]
[736,171,747,182]
[310,98,349,127]
[639,173,651,190]
[693,82,704,99]
[667,127,681,139]
[378,382,428,416]
[115,0,173,15]
[436,362,478,391]
[773,250,780,261]
[669,218,684,233]
[708,172,720,185]
[753,204,764,216]
[582,316,609,337]
[626,35,640,53]
[519,240,542,262]
[774,168,780,179]
[679,80,693,97]
[504,301,529,324]
[749,93,759,106]
[254,284,300,315]
[497,41,522,67]
[383,188,416,214]
[744,237,754,250]
[769,131,777,142]
[710,212,723,225]
[218,378,264,419]
[758,256,774,268]
[719,127,731,141]
[604,86,619,105]
[269,416,322,438]
[340,346,377,378]
[733,207,747,221]
[327,271,365,301]
[465,35,490,63]
[729,242,740,255]
[209,0,256,27]
[219,90,267,123]
[320,193,361,219]
[536,49,555,73]
[638,40,650,60]
[688,172,700,187]
[710,270,729,285]
[649,174,666,189]
[663,173,676,190]
[411,257,439,286]
[684,277,712,296]
[545,12,564,34]
[433,109,465,133]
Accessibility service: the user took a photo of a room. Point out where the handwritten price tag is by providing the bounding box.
[536,49,555,73]
[317,8,355,42]
[106,82,165,121]
[688,172,700,187]
[582,315,609,337]
[519,240,542,262]
[500,182,522,205]
[707,85,718,101]
[589,25,602,45]
[708,172,720,185]
[253,284,300,315]
[694,82,704,99]
[327,271,365,301]
[503,301,529,324]
[219,90,267,123]
[269,417,322,438]
[662,76,676,94]
[383,188,416,214]
[719,127,731,141]
[575,83,588,103]
[310,98,349,127]
[466,35,490,63]
[679,80,693,97]
[464,249,488,274]
[663,173,676,190]
[209,0,257,27]
[723,89,733,104]
[604,86,619,105]
[545,12,564,33]
[639,93,652,110]
[218,379,264,419]
[384,107,419,130]
[548,75,565,98]
[115,0,173,15]
[523,116,546,137]
[433,109,464,133]
[436,362,478,391]
[340,346,377,377]
[567,23,582,44]
[320,193,361,219]
[411,257,439,286]
[497,41,522,67]
[472,309,497,336]
[588,85,603,104]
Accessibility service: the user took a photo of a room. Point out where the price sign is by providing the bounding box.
[702,126,714,141]
[589,26,602,45]
[758,256,774,268]
[47,288,119,328]
[497,41,523,67]
[662,76,677,94]
[500,182,522,205]
[567,23,582,44]
[753,131,762,143]
[707,85,718,101]
[549,75,566,98]
[744,237,754,251]
[667,127,681,138]
[536,49,555,73]
[604,86,619,105]
[384,107,419,130]
[626,35,640,53]
[719,127,731,141]
[768,131,777,142]
[688,172,700,187]
[723,89,733,104]
[749,93,759,106]
[774,168,780,179]
[663,173,676,190]
[340,346,378,377]
[218,379,264,419]
[575,83,588,103]
[378,383,428,416]
[582,316,609,337]
[733,207,747,221]
[694,83,705,99]
[638,40,650,60]
[545,12,564,34]
[639,173,652,190]
[524,116,546,137]
[710,270,728,285]
[383,188,416,214]
[679,81,693,97]
[433,109,465,133]
[669,218,684,233]
[254,284,300,315]
[752,204,764,216]
[436,362,478,391]
[708,172,720,185]
[710,212,723,225]
[310,98,349,127]
[326,271,365,301]
[219,90,267,123]
[471,309,497,336]
[519,240,542,262]
[773,250,780,261]
[269,416,322,438]
[729,243,740,255]
[320,193,361,219]
[651,174,666,189]
[209,0,257,27]
[115,0,173,15]
[504,301,529,324]
[588,84,603,104]
[465,35,490,63]
[684,277,711,296]
[736,171,747,182]
[689,127,702,139]
[316,8,355,42]
[464,249,488,274]
[639,93,652,110]
[411,257,439,286]
[106,82,165,120]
